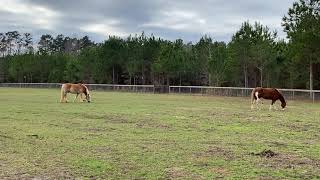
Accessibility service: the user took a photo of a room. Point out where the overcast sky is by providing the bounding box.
[0,0,295,43]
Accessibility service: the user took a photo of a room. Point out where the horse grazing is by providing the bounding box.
[251,87,286,111]
[60,83,91,103]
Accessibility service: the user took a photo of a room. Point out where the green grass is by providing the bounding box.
[0,88,319,179]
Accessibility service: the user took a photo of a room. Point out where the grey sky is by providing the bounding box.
[0,0,295,43]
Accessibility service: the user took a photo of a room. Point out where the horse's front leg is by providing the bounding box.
[79,93,85,102]
[269,100,276,111]
[274,102,278,110]
[61,93,68,103]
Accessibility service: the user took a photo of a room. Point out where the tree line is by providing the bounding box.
[0,0,319,90]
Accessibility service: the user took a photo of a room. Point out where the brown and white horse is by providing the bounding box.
[60,83,91,103]
[251,87,286,110]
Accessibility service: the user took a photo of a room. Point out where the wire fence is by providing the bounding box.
[0,83,156,93]
[1,83,320,102]
[169,86,320,102]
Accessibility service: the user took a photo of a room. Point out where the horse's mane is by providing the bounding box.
[79,83,89,95]
[274,88,286,103]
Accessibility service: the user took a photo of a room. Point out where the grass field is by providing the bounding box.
[0,88,319,179]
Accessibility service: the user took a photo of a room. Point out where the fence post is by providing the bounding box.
[168,86,171,94]
[292,91,295,100]
[312,91,315,103]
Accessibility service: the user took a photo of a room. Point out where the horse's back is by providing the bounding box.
[253,87,280,99]
[62,83,85,94]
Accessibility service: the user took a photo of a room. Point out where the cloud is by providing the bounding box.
[0,0,296,43]
[0,0,60,30]
[142,10,207,32]
[80,21,130,38]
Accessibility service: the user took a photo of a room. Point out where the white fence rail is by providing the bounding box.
[0,83,156,93]
[169,85,320,102]
[1,83,320,101]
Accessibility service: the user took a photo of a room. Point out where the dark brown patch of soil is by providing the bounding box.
[250,149,277,158]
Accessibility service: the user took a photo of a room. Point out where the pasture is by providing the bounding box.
[0,88,319,179]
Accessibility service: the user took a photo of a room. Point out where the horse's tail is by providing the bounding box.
[60,84,65,102]
[251,88,256,104]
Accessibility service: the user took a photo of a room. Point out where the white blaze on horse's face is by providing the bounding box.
[86,93,91,103]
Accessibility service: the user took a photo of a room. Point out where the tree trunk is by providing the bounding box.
[260,68,263,87]
[112,67,115,84]
[243,65,248,88]
[310,62,313,99]
[116,73,118,84]
[216,77,220,87]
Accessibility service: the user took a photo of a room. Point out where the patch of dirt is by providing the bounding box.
[0,166,75,180]
[193,146,235,161]
[27,134,39,138]
[252,151,320,178]
[135,121,171,129]
[165,167,202,180]
[94,146,113,153]
[267,141,288,147]
[105,114,133,124]
[31,168,75,180]
[0,134,13,139]
[82,114,105,119]
[284,123,315,132]
[250,149,277,158]
[263,153,320,169]
[48,123,59,127]
[210,167,230,177]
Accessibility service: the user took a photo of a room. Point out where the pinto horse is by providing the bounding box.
[60,83,91,103]
[251,87,286,110]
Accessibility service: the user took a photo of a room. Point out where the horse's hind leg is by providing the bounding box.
[256,99,262,110]
[251,99,256,110]
[60,93,66,103]
[73,93,79,102]
[64,93,68,103]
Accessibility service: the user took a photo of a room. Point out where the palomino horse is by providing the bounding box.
[60,83,91,103]
[251,87,286,110]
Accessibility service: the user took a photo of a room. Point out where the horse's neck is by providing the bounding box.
[278,94,285,103]
[82,85,89,95]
